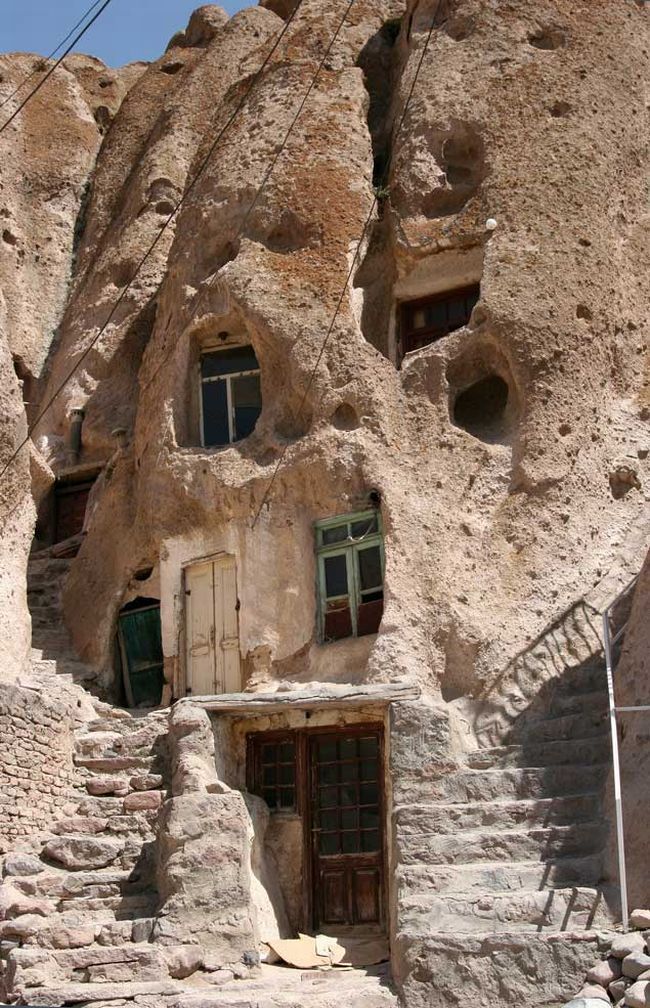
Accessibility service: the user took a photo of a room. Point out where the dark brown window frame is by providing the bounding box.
[399,283,480,359]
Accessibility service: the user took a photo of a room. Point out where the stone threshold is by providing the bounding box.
[179,682,420,715]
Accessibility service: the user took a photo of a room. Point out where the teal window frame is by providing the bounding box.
[315,510,385,642]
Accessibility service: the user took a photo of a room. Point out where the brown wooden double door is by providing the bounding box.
[308,728,384,931]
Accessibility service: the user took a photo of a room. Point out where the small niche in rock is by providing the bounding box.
[609,466,641,500]
[331,403,360,431]
[250,208,320,254]
[113,260,135,288]
[576,304,593,321]
[2,229,18,246]
[528,26,567,50]
[453,374,510,443]
[425,124,486,219]
[94,105,112,133]
[441,15,476,41]
[160,61,184,75]
[133,567,154,582]
[155,200,175,216]
[549,100,571,117]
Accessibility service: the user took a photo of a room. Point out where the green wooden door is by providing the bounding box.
[118,604,163,708]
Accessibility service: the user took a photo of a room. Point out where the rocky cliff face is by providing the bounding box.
[3,0,646,698]
[0,1,649,1004]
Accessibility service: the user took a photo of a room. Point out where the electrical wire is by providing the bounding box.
[0,0,114,136]
[0,0,108,111]
[250,15,437,528]
[0,0,307,484]
[143,0,358,394]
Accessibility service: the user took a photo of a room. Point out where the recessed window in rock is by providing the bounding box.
[247,732,297,812]
[200,344,261,447]
[116,598,164,708]
[315,511,384,642]
[400,285,480,358]
[453,374,510,441]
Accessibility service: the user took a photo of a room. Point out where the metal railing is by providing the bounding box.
[602,574,642,932]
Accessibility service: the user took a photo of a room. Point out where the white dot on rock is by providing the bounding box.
[485,218,498,231]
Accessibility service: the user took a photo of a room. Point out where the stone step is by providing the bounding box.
[466,736,610,770]
[57,891,157,916]
[440,764,608,803]
[75,732,126,757]
[395,794,602,835]
[398,821,608,865]
[552,664,606,695]
[397,853,605,894]
[21,980,181,1005]
[399,885,616,933]
[508,709,607,743]
[49,941,167,982]
[74,755,158,773]
[548,688,608,718]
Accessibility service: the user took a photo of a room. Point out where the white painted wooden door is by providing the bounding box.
[185,555,240,696]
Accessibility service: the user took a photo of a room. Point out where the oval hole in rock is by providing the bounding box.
[331,403,360,431]
[528,27,566,50]
[453,374,509,442]
[133,567,154,582]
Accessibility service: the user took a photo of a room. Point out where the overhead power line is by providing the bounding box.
[0,0,307,484]
[250,16,438,528]
[0,0,114,137]
[0,0,108,112]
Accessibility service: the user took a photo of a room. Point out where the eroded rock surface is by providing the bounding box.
[0,1,649,1007]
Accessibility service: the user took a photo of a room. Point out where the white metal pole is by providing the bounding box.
[603,609,629,931]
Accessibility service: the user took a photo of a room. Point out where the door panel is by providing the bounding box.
[186,560,216,695]
[185,556,240,696]
[309,729,384,929]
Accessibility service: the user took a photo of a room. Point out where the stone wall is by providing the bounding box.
[0,684,74,853]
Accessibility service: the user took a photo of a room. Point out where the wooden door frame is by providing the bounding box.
[247,722,387,933]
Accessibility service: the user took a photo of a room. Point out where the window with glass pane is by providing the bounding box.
[315,511,384,642]
[314,733,381,856]
[200,344,261,446]
[249,733,297,811]
[400,284,480,357]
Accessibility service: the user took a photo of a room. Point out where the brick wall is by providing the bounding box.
[0,684,74,852]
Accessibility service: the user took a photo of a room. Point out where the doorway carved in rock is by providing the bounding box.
[248,724,386,932]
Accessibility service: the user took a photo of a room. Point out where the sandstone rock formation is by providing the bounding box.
[0,0,649,1006]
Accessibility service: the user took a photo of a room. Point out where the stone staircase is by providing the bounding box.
[0,702,173,1004]
[27,547,99,689]
[397,659,617,936]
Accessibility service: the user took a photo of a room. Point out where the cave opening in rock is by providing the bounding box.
[399,284,480,360]
[453,374,510,441]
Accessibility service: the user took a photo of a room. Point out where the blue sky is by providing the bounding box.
[3,0,250,67]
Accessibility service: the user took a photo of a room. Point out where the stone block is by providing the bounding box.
[624,953,650,980]
[164,945,203,979]
[575,985,611,1002]
[43,835,124,870]
[86,777,130,797]
[626,981,650,1007]
[131,773,163,791]
[587,957,623,987]
[631,911,650,930]
[612,934,648,959]
[123,790,163,811]
[3,853,45,877]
